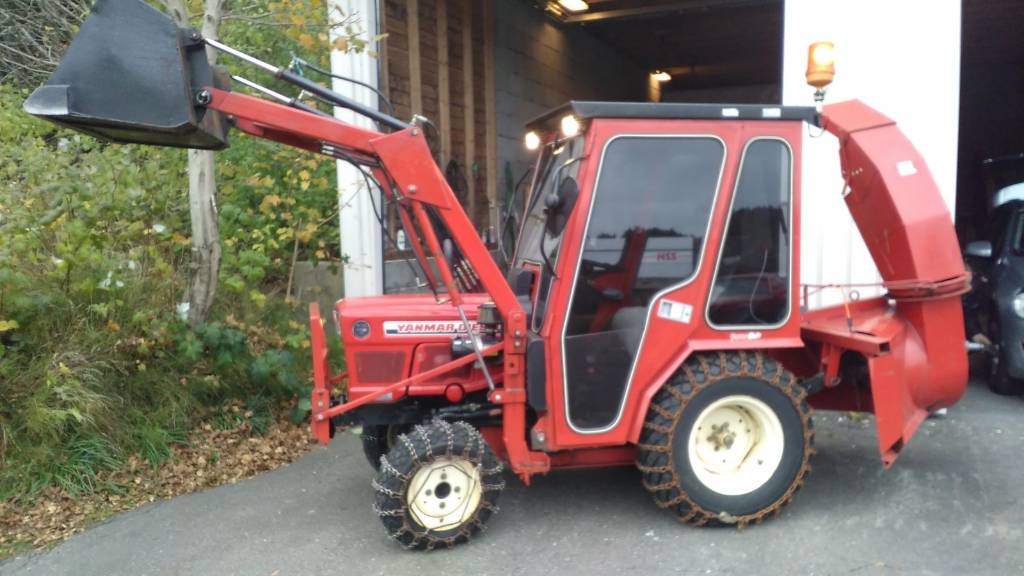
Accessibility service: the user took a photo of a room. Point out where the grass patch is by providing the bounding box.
[0,538,35,560]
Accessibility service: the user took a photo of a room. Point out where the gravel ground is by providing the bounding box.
[3,381,1023,576]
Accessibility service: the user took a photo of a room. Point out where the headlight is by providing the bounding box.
[352,320,371,339]
[1013,293,1024,319]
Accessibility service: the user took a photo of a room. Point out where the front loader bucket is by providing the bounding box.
[23,0,229,150]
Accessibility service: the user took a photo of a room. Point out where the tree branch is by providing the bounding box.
[158,0,191,28]
[0,0,91,87]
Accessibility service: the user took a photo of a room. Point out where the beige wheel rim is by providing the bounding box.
[406,457,483,531]
[687,394,785,496]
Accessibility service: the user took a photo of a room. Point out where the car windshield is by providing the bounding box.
[513,136,584,268]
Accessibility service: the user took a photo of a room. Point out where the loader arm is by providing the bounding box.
[802,100,970,467]
[205,87,520,311]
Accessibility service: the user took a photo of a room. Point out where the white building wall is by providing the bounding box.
[328,0,384,297]
[782,0,961,308]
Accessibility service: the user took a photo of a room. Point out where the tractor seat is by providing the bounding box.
[610,306,648,352]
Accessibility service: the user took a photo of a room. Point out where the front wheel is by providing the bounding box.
[637,352,814,526]
[988,319,1024,395]
[373,420,504,550]
[361,424,410,470]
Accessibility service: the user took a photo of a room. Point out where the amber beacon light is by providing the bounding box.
[805,41,835,89]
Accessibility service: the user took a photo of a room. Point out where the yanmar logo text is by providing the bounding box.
[383,320,479,337]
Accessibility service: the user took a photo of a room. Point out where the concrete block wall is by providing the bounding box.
[494,0,646,186]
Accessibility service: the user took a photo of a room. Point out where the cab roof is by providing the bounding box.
[526,101,819,133]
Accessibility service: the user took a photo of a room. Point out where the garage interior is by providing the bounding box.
[957,0,1024,242]
[374,0,1022,286]
[377,0,784,252]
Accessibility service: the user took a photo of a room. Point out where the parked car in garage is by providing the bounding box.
[964,154,1024,395]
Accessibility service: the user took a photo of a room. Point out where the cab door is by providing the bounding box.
[544,120,735,446]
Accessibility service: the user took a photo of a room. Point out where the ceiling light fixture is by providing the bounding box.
[557,0,589,13]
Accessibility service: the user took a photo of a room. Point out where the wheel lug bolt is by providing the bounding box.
[426,489,432,496]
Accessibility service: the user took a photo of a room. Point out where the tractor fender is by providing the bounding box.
[627,339,803,444]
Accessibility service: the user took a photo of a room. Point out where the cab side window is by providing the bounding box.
[707,139,792,327]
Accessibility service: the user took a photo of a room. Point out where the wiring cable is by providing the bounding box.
[330,146,439,299]
[290,54,397,117]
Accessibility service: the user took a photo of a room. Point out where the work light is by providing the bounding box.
[525,130,541,151]
[560,114,580,138]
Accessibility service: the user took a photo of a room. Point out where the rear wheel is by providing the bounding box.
[637,352,814,527]
[373,420,504,550]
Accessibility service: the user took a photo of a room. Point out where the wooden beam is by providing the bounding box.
[461,0,476,224]
[406,0,422,114]
[483,0,497,233]
[436,0,451,164]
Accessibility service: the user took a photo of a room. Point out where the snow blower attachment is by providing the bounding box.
[29,0,972,550]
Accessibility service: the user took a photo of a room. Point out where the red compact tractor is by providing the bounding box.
[29,0,970,550]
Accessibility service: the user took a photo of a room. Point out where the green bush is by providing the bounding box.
[0,0,352,499]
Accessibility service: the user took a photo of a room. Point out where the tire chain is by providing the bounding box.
[372,419,505,550]
[360,426,387,470]
[636,351,816,528]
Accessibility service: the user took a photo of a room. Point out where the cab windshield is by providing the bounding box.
[513,136,584,268]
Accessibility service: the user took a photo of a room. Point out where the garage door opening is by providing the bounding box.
[558,0,784,105]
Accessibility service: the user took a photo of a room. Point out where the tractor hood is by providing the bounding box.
[335,293,493,341]
[23,0,230,150]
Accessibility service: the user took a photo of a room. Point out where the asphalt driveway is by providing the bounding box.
[3,381,1023,576]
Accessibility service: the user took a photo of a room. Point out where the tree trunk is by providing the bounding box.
[162,0,225,325]
[186,149,221,325]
